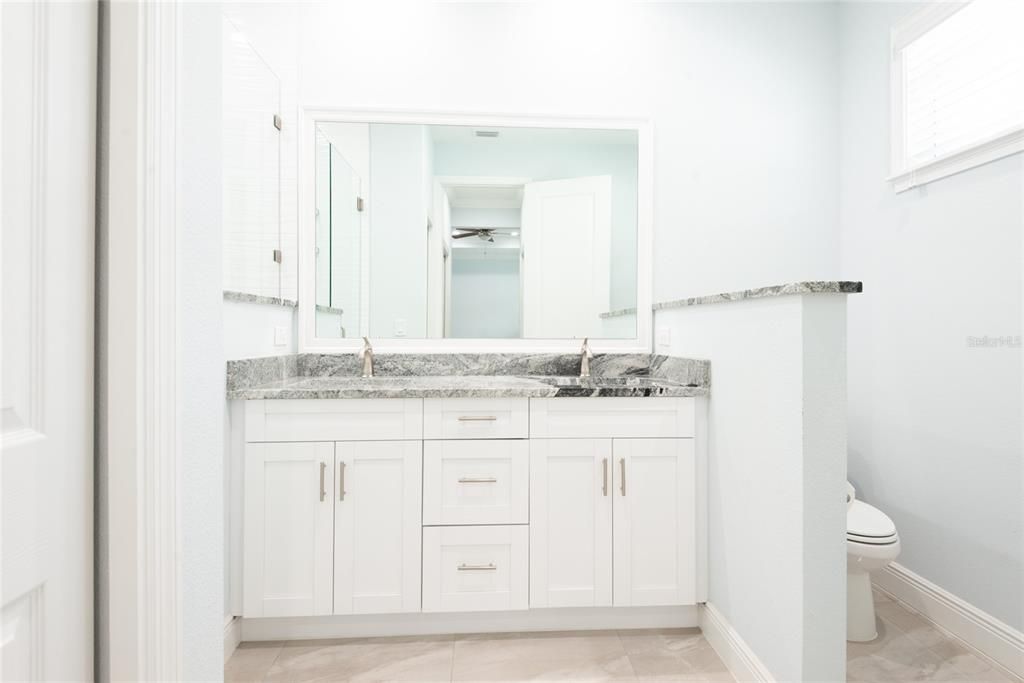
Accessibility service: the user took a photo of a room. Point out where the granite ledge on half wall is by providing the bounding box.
[223,290,298,308]
[653,280,862,310]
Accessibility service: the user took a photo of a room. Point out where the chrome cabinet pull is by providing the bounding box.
[457,563,497,571]
[619,458,626,497]
[339,461,347,501]
[458,477,497,483]
[602,458,608,496]
[319,462,326,502]
[456,415,497,422]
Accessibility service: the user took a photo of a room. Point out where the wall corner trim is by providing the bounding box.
[874,563,1024,680]
[699,603,775,682]
[224,617,241,663]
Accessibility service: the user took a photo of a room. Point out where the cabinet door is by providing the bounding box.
[243,442,334,617]
[529,439,613,608]
[613,438,696,606]
[334,441,422,614]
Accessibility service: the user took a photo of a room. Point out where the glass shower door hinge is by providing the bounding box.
[272,249,282,264]
[273,114,282,131]
[356,197,364,212]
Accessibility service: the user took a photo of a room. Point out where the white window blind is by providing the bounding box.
[891,0,1024,190]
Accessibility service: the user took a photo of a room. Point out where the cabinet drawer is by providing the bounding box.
[245,399,423,442]
[530,397,695,438]
[422,525,528,613]
[423,440,529,525]
[423,398,528,440]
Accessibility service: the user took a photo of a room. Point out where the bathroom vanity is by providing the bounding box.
[227,354,709,638]
[224,109,709,640]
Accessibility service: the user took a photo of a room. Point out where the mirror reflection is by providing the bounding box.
[314,122,638,340]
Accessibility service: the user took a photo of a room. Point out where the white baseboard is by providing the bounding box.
[699,603,774,682]
[241,605,699,642]
[874,562,1024,679]
[224,616,241,662]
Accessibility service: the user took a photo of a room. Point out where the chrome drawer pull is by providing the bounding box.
[458,477,497,483]
[319,462,326,502]
[602,458,608,496]
[456,415,498,422]
[619,458,626,496]
[457,563,497,571]
[339,461,347,501]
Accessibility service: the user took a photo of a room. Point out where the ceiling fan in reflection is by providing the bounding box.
[451,227,519,243]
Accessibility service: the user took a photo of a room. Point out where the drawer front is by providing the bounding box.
[422,525,528,613]
[530,397,695,438]
[423,398,528,440]
[423,440,529,525]
[245,399,423,442]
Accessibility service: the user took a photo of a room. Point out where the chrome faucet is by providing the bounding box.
[579,337,594,378]
[360,337,374,378]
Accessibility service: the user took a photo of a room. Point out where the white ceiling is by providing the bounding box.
[445,184,524,210]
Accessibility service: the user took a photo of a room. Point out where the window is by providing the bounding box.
[890,0,1024,191]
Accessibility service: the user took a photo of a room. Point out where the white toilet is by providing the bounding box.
[846,481,900,642]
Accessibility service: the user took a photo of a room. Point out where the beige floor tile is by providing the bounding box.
[875,602,949,650]
[265,635,455,682]
[618,629,731,682]
[226,641,285,683]
[452,630,636,681]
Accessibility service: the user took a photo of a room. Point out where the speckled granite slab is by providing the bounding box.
[297,352,655,379]
[223,290,298,307]
[227,374,706,400]
[653,281,862,310]
[227,353,710,399]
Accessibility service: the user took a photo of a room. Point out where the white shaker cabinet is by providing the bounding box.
[243,442,335,618]
[612,438,697,607]
[529,439,613,608]
[238,395,705,630]
[334,441,422,615]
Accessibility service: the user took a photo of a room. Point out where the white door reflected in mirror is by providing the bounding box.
[309,120,641,341]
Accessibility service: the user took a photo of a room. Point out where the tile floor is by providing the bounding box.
[846,590,1020,683]
[226,591,1022,682]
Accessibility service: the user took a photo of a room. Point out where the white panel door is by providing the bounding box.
[530,439,613,608]
[243,443,334,617]
[613,439,697,606]
[1,3,96,680]
[521,175,611,338]
[335,441,422,615]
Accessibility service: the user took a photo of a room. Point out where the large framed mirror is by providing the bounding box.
[298,111,651,352]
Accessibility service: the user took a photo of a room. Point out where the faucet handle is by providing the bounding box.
[360,336,372,355]
[581,337,594,357]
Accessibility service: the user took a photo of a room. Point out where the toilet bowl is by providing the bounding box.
[846,482,900,642]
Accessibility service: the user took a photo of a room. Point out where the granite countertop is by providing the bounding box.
[226,353,710,400]
[653,280,862,310]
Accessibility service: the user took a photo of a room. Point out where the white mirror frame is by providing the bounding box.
[297,108,653,354]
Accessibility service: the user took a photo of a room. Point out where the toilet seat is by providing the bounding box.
[847,499,897,544]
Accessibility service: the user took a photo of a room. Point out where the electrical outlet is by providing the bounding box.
[656,327,671,348]
[274,326,288,346]
[394,318,407,338]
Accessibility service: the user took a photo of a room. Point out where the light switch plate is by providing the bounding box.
[656,327,671,348]
[274,326,288,346]
[394,318,407,337]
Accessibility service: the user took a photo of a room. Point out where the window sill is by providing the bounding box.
[889,127,1024,193]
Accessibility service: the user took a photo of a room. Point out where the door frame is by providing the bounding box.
[104,1,184,680]
[433,175,531,339]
